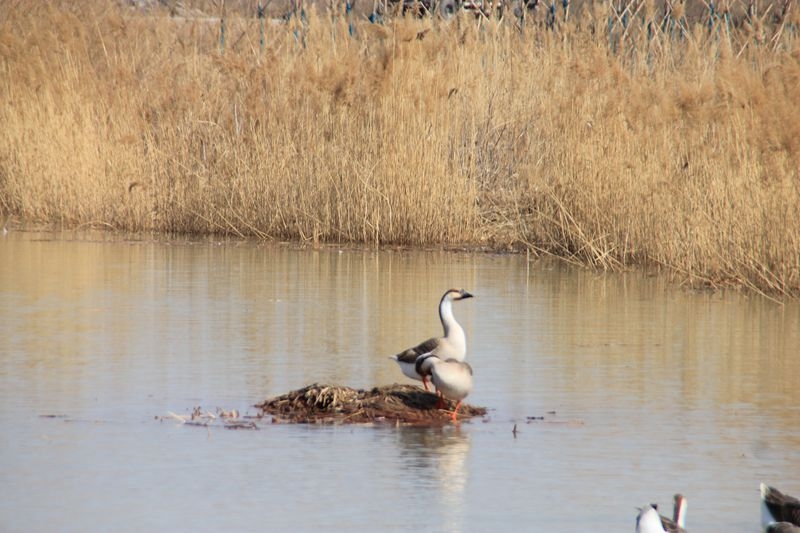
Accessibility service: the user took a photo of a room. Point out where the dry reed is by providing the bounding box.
[1,0,798,297]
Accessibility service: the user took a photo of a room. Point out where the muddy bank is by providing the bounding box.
[256,383,487,424]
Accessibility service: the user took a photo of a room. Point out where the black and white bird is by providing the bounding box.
[761,483,800,532]
[766,523,800,533]
[659,494,687,533]
[390,288,473,390]
[636,504,668,533]
[635,495,687,533]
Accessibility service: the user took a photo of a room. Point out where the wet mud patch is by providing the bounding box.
[255,383,487,425]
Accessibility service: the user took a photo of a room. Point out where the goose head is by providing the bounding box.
[444,288,473,302]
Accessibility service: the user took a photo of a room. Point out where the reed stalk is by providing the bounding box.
[1,0,798,297]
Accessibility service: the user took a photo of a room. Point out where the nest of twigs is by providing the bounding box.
[255,383,487,424]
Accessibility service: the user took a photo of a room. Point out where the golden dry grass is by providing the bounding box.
[1,0,798,297]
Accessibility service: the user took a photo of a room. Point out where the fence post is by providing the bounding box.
[259,3,266,53]
[347,1,355,36]
[708,0,715,31]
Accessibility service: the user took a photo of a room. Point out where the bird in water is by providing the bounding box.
[636,495,687,533]
[636,504,668,533]
[390,288,473,390]
[653,494,687,533]
[766,523,800,533]
[415,353,474,422]
[762,483,800,532]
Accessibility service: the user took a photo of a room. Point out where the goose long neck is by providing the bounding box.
[439,295,464,340]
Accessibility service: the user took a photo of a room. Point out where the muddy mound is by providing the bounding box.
[256,383,486,424]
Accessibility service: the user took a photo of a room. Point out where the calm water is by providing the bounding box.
[1,230,798,533]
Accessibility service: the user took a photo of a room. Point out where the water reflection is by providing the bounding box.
[394,427,471,533]
[1,230,799,532]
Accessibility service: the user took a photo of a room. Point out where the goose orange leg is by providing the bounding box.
[450,400,462,423]
[435,391,446,409]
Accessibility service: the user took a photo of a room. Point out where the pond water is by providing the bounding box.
[1,230,798,532]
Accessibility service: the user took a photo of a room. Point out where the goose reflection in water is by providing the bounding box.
[394,427,471,533]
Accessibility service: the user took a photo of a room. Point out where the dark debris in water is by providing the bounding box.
[255,383,487,425]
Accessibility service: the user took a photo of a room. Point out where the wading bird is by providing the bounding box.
[766,523,800,533]
[658,494,687,533]
[390,288,473,390]
[636,504,667,533]
[415,353,474,422]
[762,483,800,531]
[636,495,687,533]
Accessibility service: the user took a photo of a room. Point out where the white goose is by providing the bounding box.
[761,483,800,531]
[636,495,687,533]
[390,288,473,390]
[636,504,667,533]
[416,353,474,422]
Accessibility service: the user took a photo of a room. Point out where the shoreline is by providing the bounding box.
[3,222,782,301]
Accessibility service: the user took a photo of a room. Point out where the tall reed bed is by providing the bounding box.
[1,1,798,297]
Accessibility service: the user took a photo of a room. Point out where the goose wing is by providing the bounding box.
[658,515,685,533]
[394,337,439,364]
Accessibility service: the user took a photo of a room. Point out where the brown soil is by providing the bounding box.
[255,383,487,424]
